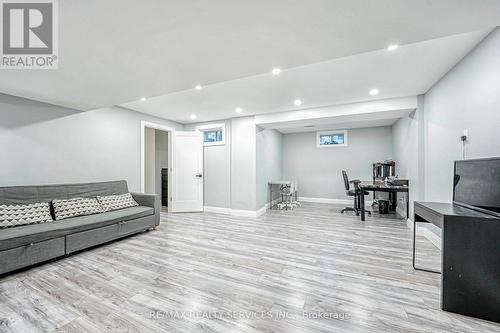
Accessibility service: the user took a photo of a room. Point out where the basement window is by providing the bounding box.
[196,123,226,146]
[316,130,348,147]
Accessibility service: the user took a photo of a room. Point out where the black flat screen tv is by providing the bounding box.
[453,157,500,218]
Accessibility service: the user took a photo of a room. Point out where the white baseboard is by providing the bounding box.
[203,206,234,215]
[256,205,267,217]
[406,218,441,249]
[299,197,348,204]
[204,197,376,218]
[299,197,373,206]
[406,218,413,230]
[204,205,268,218]
[423,228,441,249]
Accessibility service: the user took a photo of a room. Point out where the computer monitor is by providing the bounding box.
[453,157,500,218]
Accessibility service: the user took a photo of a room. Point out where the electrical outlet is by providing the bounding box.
[461,129,468,142]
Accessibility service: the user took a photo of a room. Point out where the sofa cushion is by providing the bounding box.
[0,180,129,206]
[0,206,154,251]
[0,202,53,228]
[52,197,104,220]
[97,193,138,212]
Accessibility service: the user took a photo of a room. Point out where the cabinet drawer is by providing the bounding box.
[66,223,120,254]
[119,216,154,236]
[0,237,65,275]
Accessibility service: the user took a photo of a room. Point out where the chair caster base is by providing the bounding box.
[341,207,359,215]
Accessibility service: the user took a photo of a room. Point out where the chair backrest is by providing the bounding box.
[342,170,350,191]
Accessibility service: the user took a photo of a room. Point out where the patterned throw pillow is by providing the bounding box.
[52,197,104,221]
[0,202,53,228]
[97,193,139,212]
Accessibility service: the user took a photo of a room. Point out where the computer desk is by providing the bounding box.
[268,180,294,210]
[414,201,500,323]
[358,181,409,221]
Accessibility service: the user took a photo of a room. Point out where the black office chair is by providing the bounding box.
[340,170,371,216]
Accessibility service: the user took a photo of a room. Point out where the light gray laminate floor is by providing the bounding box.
[1,203,499,333]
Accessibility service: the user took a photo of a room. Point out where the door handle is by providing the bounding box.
[195,174,203,178]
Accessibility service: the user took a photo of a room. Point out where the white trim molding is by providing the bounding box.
[204,206,266,217]
[256,205,267,217]
[407,218,441,249]
[299,197,373,206]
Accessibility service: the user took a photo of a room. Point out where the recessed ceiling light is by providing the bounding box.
[272,68,281,75]
[369,89,379,96]
[387,44,399,51]
[195,85,203,90]
[140,97,147,101]
[294,99,302,106]
[235,107,243,113]
[190,114,197,120]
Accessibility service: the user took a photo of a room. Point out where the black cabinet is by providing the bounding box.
[161,168,168,207]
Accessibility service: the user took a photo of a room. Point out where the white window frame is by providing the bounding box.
[196,123,226,146]
[316,130,348,148]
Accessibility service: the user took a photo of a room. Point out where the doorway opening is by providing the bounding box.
[141,121,174,211]
[141,121,204,213]
[144,128,169,207]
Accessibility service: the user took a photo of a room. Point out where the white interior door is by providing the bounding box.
[170,131,204,212]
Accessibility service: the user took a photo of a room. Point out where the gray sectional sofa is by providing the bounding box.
[0,180,160,276]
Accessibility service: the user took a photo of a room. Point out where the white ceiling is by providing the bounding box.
[123,30,489,123]
[256,96,417,133]
[0,0,499,114]
[275,118,400,134]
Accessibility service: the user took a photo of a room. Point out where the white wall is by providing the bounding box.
[230,116,257,210]
[393,28,500,208]
[8,28,497,214]
[0,93,183,191]
[283,127,393,200]
[392,28,500,238]
[392,95,425,219]
[424,28,500,203]
[256,128,283,208]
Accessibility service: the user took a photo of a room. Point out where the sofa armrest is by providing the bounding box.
[130,192,161,226]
